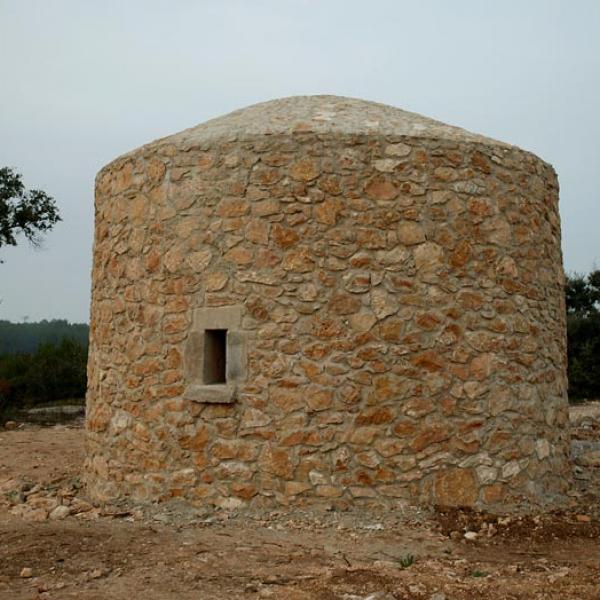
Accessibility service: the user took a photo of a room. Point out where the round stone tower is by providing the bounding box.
[85,95,570,510]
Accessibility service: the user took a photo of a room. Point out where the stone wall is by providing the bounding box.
[85,118,570,510]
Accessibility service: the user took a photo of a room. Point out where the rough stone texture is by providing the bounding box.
[85,95,570,510]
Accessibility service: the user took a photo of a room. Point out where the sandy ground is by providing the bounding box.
[0,404,599,600]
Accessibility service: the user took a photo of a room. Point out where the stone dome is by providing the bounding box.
[116,95,510,160]
[86,95,570,511]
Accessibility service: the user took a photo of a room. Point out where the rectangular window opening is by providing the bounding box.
[203,329,227,384]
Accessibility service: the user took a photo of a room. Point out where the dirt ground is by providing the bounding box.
[0,404,599,600]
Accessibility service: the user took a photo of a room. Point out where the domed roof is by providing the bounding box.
[141,95,510,152]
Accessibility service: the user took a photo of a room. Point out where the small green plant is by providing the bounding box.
[399,553,414,569]
[472,570,487,578]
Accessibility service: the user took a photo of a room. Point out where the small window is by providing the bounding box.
[203,329,227,384]
[183,306,245,403]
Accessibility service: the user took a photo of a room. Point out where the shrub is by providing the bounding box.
[566,271,600,402]
[0,338,87,417]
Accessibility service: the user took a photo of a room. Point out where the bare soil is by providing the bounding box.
[0,405,599,600]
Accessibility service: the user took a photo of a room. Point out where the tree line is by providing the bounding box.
[0,319,89,354]
[566,269,600,401]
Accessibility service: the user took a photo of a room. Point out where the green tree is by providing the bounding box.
[0,167,61,254]
[0,353,32,415]
[565,270,600,401]
[566,271,600,317]
[0,338,87,417]
[24,338,87,403]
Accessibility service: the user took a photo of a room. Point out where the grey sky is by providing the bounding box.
[1,0,599,323]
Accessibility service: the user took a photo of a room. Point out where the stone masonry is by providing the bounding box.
[85,95,570,510]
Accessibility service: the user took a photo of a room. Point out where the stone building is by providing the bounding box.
[85,95,570,510]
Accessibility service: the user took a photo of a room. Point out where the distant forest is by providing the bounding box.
[0,320,89,415]
[0,319,88,354]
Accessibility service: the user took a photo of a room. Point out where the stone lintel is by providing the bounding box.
[193,305,242,330]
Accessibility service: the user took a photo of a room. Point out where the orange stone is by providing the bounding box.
[355,406,395,426]
[481,483,506,505]
[262,152,292,167]
[280,339,300,354]
[310,316,343,338]
[246,219,269,245]
[375,467,396,482]
[253,198,279,216]
[403,398,435,418]
[458,291,485,310]
[145,249,161,273]
[415,312,442,331]
[470,353,493,380]
[205,271,228,292]
[410,424,449,452]
[282,247,314,272]
[328,292,361,315]
[290,158,320,181]
[280,431,306,446]
[397,221,425,245]
[355,470,373,486]
[231,482,257,500]
[197,153,214,170]
[180,426,209,452]
[349,427,378,445]
[87,404,111,432]
[467,197,494,218]
[355,228,387,249]
[411,350,444,372]
[217,198,249,217]
[224,246,253,265]
[210,440,239,460]
[449,239,472,268]
[271,223,299,248]
[392,419,418,437]
[258,445,295,479]
[314,198,340,225]
[374,438,406,457]
[378,318,404,341]
[254,167,281,186]
[307,389,333,412]
[162,315,188,334]
[433,468,478,506]
[471,151,492,174]
[270,387,303,413]
[365,177,398,201]
[285,481,312,495]
[316,485,343,497]
[319,175,342,195]
[303,342,331,360]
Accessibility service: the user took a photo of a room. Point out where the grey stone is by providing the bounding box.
[183,384,236,404]
[575,450,600,467]
[49,505,71,520]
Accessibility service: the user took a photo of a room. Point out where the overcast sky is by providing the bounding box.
[1,0,599,323]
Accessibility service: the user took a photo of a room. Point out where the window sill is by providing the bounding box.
[183,383,237,404]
